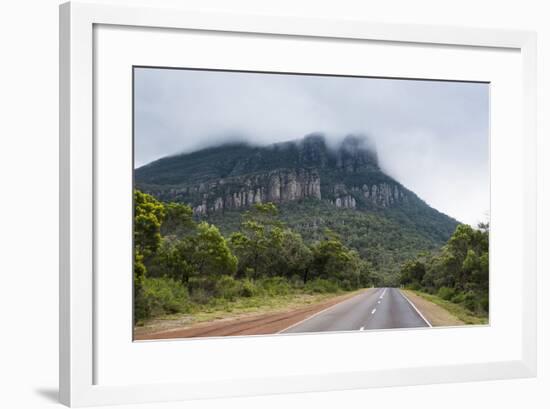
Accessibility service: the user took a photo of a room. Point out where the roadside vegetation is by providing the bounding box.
[406,290,488,325]
[399,222,489,321]
[134,190,373,323]
[204,198,456,287]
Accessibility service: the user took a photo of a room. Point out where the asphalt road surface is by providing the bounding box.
[281,287,431,334]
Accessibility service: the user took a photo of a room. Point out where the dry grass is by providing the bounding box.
[405,289,488,326]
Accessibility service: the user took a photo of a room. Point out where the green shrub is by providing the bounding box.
[480,293,489,313]
[339,279,353,291]
[135,277,190,321]
[239,279,258,298]
[190,287,211,305]
[259,277,292,296]
[463,291,477,312]
[451,292,466,304]
[304,278,340,294]
[289,274,305,289]
[215,275,241,301]
[187,277,208,295]
[244,267,255,279]
[437,286,455,301]
[408,281,421,291]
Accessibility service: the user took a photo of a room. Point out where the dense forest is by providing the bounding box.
[399,223,489,316]
[205,198,454,285]
[134,190,373,322]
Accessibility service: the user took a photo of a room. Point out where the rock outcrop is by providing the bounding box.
[151,168,322,215]
[136,133,409,216]
[361,183,406,207]
[328,183,407,210]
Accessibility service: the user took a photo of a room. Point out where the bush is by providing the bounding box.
[408,281,421,291]
[259,277,292,296]
[480,293,489,313]
[437,286,455,301]
[304,278,340,294]
[289,274,305,289]
[239,279,258,298]
[463,291,477,312]
[451,292,466,304]
[214,275,241,301]
[189,287,211,305]
[339,279,353,291]
[135,277,190,322]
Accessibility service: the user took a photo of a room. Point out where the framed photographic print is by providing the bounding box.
[132,67,488,340]
[59,1,537,407]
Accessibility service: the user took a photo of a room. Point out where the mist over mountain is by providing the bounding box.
[135,133,459,282]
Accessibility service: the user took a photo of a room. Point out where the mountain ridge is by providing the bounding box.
[136,133,415,213]
[135,133,459,282]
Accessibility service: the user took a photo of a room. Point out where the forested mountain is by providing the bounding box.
[135,134,459,283]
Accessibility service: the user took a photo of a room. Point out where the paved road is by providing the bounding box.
[281,287,430,334]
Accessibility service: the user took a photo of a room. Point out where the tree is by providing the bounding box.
[399,259,426,287]
[133,189,165,323]
[310,230,361,288]
[148,238,195,283]
[161,202,195,237]
[266,227,312,280]
[242,202,280,226]
[230,202,281,278]
[446,224,475,262]
[152,222,237,284]
[399,222,489,314]
[134,251,147,288]
[134,190,165,258]
[230,220,269,278]
[358,259,373,287]
[191,222,238,279]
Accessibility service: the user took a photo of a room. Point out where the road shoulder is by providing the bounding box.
[400,289,464,327]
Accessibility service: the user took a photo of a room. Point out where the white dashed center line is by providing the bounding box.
[359,326,365,331]
[379,288,387,299]
[371,308,377,314]
[377,300,381,304]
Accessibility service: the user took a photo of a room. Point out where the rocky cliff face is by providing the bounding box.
[328,182,407,210]
[188,169,322,215]
[136,134,410,216]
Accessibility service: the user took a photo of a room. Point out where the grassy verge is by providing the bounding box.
[175,291,346,323]
[409,289,489,325]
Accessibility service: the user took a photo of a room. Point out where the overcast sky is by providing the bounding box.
[134,67,489,226]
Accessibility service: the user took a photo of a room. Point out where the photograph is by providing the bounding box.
[132,67,490,340]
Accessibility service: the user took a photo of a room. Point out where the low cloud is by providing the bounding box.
[134,68,489,226]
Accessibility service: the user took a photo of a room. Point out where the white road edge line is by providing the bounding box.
[276,289,373,334]
[398,289,432,327]
[371,308,376,314]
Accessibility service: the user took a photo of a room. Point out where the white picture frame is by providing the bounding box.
[59,1,537,407]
